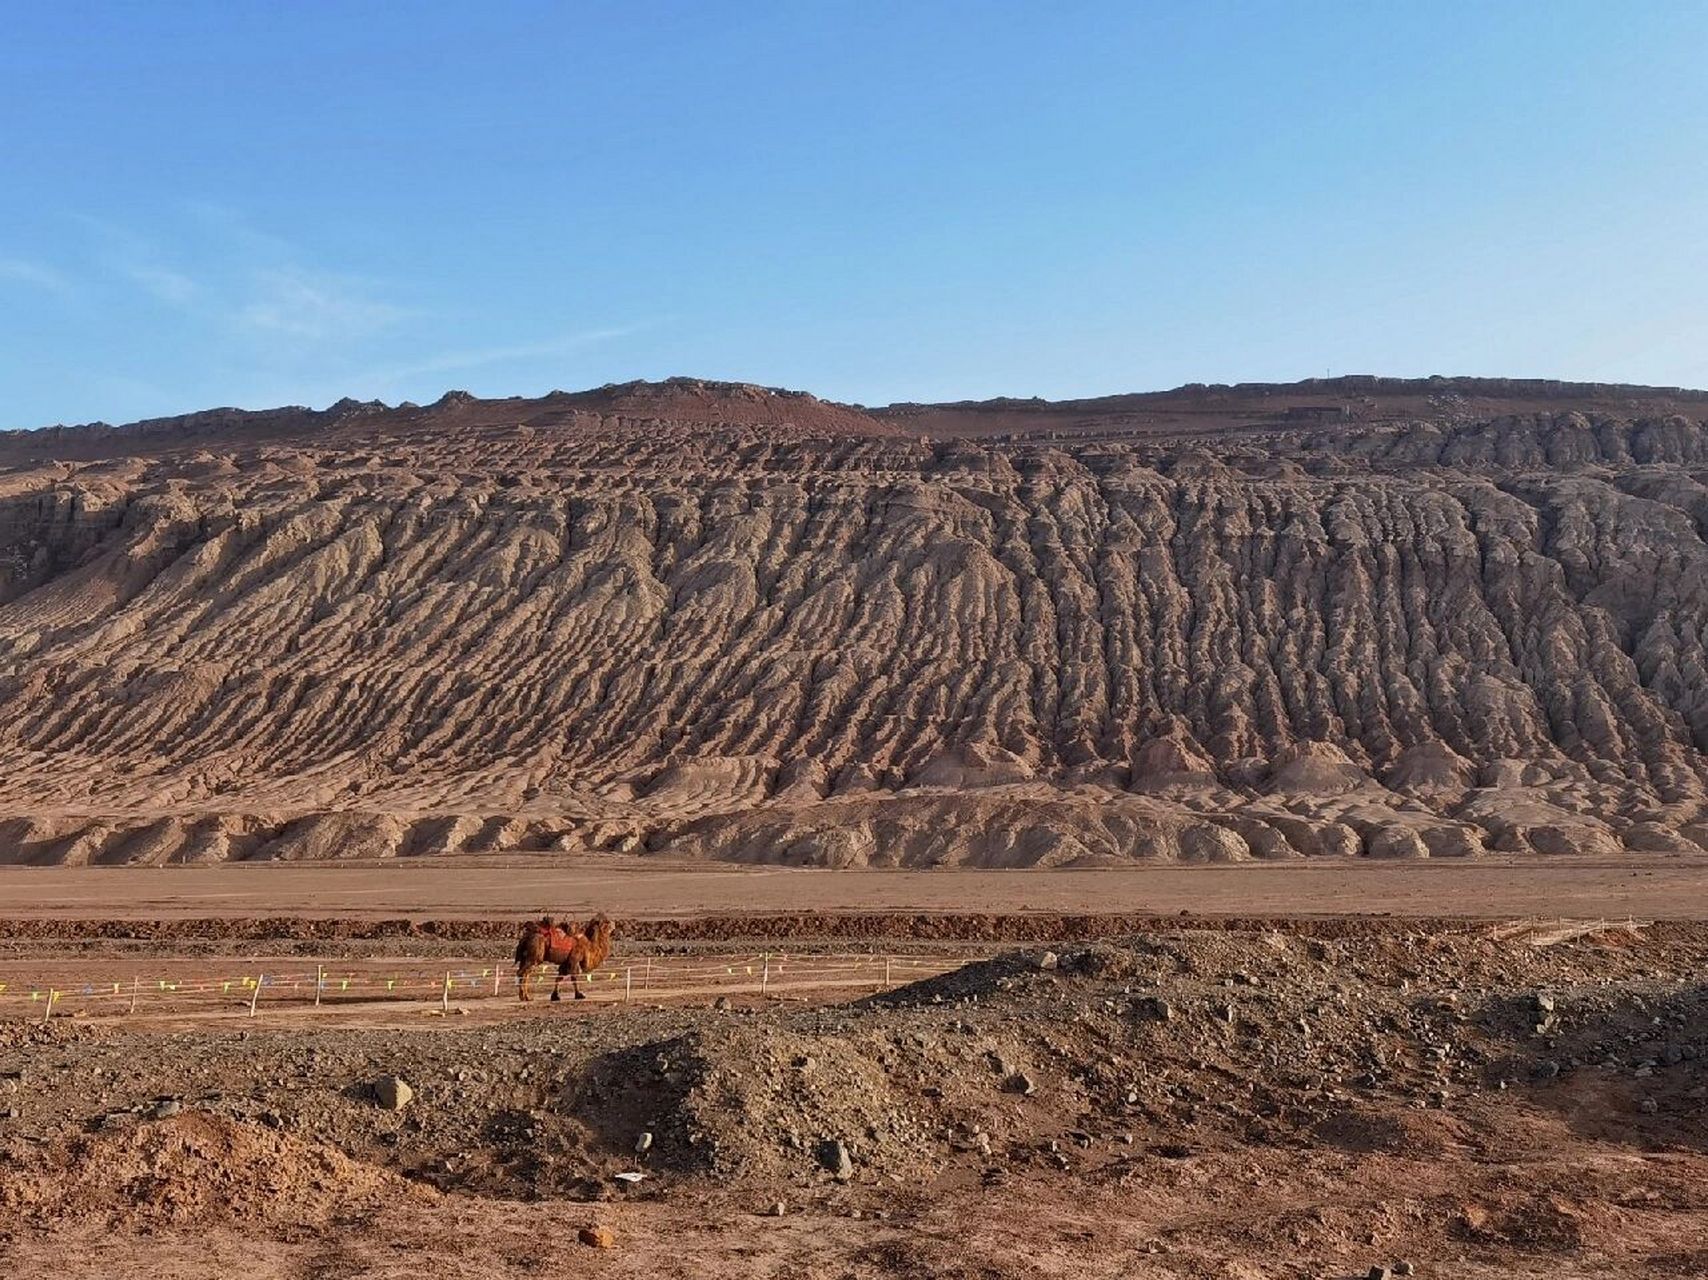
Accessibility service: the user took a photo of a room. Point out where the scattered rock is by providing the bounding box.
[1134,996,1174,1022]
[1002,1071,1038,1097]
[578,1225,616,1249]
[372,1076,414,1111]
[635,1131,654,1153]
[818,1138,854,1181]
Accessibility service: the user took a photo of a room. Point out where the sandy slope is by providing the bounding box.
[0,376,1706,866]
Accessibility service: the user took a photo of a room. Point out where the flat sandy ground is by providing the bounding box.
[1,853,1704,920]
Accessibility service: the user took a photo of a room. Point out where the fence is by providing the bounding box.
[0,950,966,1022]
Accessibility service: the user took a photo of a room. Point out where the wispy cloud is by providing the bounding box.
[30,208,646,418]
[359,325,649,384]
[74,213,202,306]
[263,324,649,409]
[121,263,199,305]
[0,257,71,294]
[184,201,296,259]
[72,211,414,345]
[238,265,416,342]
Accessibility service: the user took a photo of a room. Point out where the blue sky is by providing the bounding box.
[4,1,1708,428]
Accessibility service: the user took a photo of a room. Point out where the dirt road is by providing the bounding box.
[2,853,1704,921]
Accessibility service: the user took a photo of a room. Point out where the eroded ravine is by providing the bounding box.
[0,378,1705,865]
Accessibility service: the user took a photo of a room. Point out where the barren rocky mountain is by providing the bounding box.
[1,374,1706,865]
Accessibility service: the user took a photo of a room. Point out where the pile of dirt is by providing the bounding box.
[542,925,1708,1192]
[577,1022,932,1181]
[0,1112,427,1229]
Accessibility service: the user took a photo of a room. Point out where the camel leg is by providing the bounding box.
[571,963,586,1001]
[551,958,572,1001]
[517,962,534,1001]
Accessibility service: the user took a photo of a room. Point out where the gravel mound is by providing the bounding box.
[0,1112,427,1229]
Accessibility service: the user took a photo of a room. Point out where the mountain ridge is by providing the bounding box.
[0,374,1705,866]
[13,372,1708,451]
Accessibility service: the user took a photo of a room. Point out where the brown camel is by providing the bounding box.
[514,914,616,1002]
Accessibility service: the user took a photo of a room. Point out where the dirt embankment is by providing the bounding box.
[3,911,1707,947]
[5,919,1708,1277]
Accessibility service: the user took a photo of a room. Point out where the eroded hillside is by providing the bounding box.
[1,377,1706,864]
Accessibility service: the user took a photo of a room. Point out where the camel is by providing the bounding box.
[514,914,616,1002]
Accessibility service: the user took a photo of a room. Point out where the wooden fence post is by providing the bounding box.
[248,974,262,1017]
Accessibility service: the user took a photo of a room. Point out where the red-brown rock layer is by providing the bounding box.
[1,377,1705,864]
